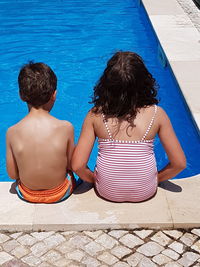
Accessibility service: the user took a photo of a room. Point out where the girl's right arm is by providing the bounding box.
[157,107,186,182]
[71,111,96,183]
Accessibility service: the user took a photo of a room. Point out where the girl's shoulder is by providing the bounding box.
[143,105,167,116]
[155,106,169,119]
[152,105,172,128]
[84,109,102,125]
[140,105,169,127]
[88,108,102,119]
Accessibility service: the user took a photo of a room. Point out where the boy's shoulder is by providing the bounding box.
[6,123,22,144]
[6,122,20,137]
[55,117,73,127]
[54,118,74,133]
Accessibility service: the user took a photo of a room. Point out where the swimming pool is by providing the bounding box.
[0,0,199,181]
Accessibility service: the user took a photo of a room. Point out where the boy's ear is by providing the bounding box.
[51,90,57,101]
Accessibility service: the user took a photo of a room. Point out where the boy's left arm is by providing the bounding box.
[6,129,19,180]
[66,122,75,171]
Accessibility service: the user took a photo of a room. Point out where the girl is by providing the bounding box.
[72,51,186,202]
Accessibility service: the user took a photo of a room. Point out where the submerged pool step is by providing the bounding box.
[158,44,168,68]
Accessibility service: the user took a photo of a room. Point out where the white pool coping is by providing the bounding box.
[0,0,200,231]
[142,0,200,129]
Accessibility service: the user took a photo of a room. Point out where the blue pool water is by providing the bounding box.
[0,0,200,181]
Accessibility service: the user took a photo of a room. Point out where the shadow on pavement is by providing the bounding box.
[158,180,182,192]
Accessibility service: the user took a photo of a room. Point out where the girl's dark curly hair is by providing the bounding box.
[91,51,158,124]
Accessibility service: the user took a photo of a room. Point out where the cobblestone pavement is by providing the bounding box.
[0,229,200,266]
[177,0,200,32]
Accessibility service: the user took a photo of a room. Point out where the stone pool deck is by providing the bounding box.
[0,0,200,266]
[0,176,200,232]
[0,177,200,266]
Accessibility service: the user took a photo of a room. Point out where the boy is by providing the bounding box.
[6,62,81,203]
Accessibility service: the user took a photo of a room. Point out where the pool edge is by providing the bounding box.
[0,175,200,231]
[142,0,200,130]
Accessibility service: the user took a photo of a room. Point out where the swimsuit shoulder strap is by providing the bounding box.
[141,105,158,141]
[102,113,113,140]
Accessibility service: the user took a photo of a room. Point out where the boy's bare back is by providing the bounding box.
[6,62,75,191]
[6,110,74,190]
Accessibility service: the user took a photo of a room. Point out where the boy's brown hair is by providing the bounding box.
[18,62,57,108]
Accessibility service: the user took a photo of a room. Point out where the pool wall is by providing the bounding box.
[141,0,200,131]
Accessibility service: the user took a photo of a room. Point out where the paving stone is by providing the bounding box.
[192,240,200,254]
[137,241,164,256]
[17,234,37,246]
[119,233,144,248]
[97,251,118,265]
[68,264,85,267]
[133,230,153,239]
[151,231,172,246]
[66,250,85,262]
[96,233,118,249]
[138,256,157,267]
[41,250,62,264]
[191,229,200,237]
[37,262,53,267]
[169,241,185,254]
[108,230,128,239]
[180,232,198,246]
[30,241,49,257]
[165,263,182,267]
[84,230,103,239]
[0,252,13,265]
[152,254,172,265]
[57,240,75,254]
[54,258,72,267]
[2,258,29,267]
[31,231,54,241]
[126,252,144,266]
[43,233,65,249]
[163,230,183,240]
[0,234,10,244]
[9,232,23,239]
[21,255,42,266]
[81,255,101,266]
[0,245,2,251]
[162,248,180,260]
[111,245,132,259]
[2,240,20,253]
[68,234,92,249]
[11,245,30,259]
[113,262,129,267]
[62,231,76,237]
[178,252,200,267]
[84,241,105,256]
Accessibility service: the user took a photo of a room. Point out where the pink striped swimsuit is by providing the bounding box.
[95,105,158,202]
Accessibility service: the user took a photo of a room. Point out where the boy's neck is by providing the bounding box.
[28,106,50,115]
